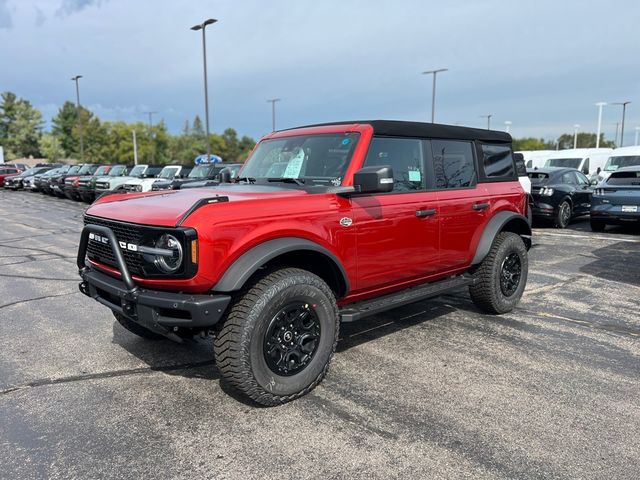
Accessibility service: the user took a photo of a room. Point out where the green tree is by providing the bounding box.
[512,137,554,151]
[40,134,65,162]
[192,115,204,137]
[78,110,108,162]
[0,91,43,159]
[556,132,615,150]
[51,101,79,156]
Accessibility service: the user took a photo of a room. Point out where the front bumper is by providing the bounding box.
[78,224,230,332]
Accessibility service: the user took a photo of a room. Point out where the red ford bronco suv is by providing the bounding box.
[77,120,531,405]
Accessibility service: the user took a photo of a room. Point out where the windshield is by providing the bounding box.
[607,171,640,186]
[188,165,215,178]
[545,158,582,169]
[604,155,640,171]
[94,166,110,176]
[108,165,127,176]
[128,165,147,177]
[158,167,180,179]
[67,165,81,174]
[241,133,360,186]
[528,172,550,184]
[77,165,97,175]
[21,168,37,176]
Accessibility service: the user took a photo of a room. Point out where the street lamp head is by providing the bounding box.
[71,75,82,81]
[192,18,217,30]
[595,102,607,107]
[422,68,448,75]
[190,24,202,31]
[266,98,281,103]
[203,18,217,26]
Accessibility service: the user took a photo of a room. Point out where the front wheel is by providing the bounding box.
[214,268,339,406]
[469,232,528,314]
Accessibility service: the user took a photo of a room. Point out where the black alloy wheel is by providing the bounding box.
[500,253,522,297]
[263,302,321,376]
[556,200,572,228]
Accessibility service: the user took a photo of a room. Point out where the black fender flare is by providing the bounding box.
[471,211,532,265]
[212,237,350,294]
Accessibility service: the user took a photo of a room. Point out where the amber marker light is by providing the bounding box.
[191,239,198,264]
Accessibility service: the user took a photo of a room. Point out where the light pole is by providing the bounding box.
[480,114,492,130]
[573,124,580,149]
[612,101,631,147]
[143,111,157,162]
[595,102,606,148]
[267,98,281,132]
[422,68,447,123]
[504,121,512,133]
[614,123,619,147]
[635,126,640,146]
[71,75,84,161]
[191,18,217,159]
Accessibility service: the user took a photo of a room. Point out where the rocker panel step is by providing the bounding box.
[339,275,474,322]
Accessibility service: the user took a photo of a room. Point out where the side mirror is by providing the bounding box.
[352,166,394,194]
[219,170,232,183]
[597,167,601,174]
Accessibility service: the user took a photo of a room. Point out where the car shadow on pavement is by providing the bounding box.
[337,301,457,352]
[580,241,640,287]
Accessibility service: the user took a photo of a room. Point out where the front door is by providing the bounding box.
[351,137,440,292]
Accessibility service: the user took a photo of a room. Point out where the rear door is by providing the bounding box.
[352,136,440,291]
[433,139,490,271]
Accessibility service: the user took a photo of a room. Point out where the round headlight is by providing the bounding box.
[154,234,183,273]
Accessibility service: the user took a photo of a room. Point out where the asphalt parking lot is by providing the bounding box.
[1,190,639,480]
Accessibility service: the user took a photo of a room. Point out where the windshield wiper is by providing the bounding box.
[267,177,305,185]
[235,176,256,184]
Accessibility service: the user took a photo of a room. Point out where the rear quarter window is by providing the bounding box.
[481,144,516,179]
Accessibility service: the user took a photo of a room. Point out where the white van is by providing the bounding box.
[594,146,640,182]
[542,148,612,176]
[517,150,555,170]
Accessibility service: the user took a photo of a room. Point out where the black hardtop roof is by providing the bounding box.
[290,119,512,143]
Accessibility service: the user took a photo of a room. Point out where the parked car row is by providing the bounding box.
[528,166,640,231]
[3,162,243,204]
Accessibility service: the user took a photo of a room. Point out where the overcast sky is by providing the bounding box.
[1,0,639,144]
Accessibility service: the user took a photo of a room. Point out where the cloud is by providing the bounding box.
[0,0,12,29]
[56,0,106,16]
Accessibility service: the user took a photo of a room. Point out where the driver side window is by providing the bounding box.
[363,137,426,192]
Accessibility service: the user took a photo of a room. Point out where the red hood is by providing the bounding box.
[85,185,308,227]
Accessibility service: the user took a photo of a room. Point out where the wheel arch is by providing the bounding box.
[212,237,349,298]
[471,211,532,266]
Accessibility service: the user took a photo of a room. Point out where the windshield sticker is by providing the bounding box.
[282,147,305,178]
[341,138,351,145]
[331,177,342,186]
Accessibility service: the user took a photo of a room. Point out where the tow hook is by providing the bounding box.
[78,281,89,296]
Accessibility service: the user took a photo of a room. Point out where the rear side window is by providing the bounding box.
[481,144,516,178]
[431,140,476,189]
[363,137,426,192]
[513,153,527,176]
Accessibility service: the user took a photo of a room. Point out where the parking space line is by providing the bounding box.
[534,230,640,244]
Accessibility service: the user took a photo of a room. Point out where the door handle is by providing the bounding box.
[472,202,490,211]
[416,209,436,218]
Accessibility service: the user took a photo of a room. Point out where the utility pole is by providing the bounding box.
[132,130,138,165]
[573,124,580,149]
[422,68,447,123]
[595,102,606,148]
[612,101,631,147]
[191,18,217,160]
[267,98,281,132]
[635,126,640,146]
[614,123,620,147]
[71,75,84,161]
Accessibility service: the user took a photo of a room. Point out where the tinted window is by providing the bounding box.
[561,172,577,184]
[528,172,549,184]
[363,137,425,191]
[482,144,515,178]
[604,156,640,171]
[576,172,590,185]
[546,158,582,169]
[432,140,476,189]
[513,153,527,176]
[607,171,640,185]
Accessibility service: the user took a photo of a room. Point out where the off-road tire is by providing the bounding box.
[214,268,339,406]
[469,232,528,314]
[590,219,606,232]
[555,200,572,228]
[114,312,164,340]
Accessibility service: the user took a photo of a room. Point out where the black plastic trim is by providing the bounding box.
[471,211,532,265]
[175,196,229,226]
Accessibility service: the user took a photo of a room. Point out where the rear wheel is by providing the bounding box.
[590,218,606,232]
[555,200,572,228]
[214,268,339,406]
[469,232,528,314]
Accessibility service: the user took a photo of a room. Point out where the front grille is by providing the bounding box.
[84,216,144,275]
